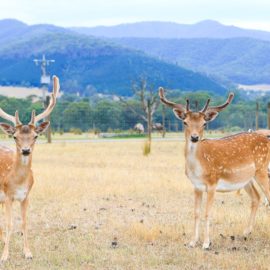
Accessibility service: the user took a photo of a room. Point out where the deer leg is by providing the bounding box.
[202,186,216,249]
[1,199,12,261]
[21,198,32,259]
[243,182,260,235]
[255,170,270,204]
[263,170,270,206]
[188,189,203,248]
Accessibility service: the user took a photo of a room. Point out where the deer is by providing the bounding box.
[152,123,165,133]
[159,88,270,249]
[0,76,60,261]
[134,123,145,134]
[253,129,270,138]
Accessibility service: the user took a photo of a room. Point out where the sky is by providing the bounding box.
[0,0,270,31]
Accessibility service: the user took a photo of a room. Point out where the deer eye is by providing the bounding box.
[34,135,38,140]
[183,121,188,126]
[13,136,17,140]
[203,123,207,127]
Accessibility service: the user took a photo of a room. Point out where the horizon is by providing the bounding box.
[2,17,270,33]
[1,0,270,31]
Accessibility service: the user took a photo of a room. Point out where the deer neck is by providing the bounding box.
[184,133,205,173]
[15,150,32,169]
[185,140,200,160]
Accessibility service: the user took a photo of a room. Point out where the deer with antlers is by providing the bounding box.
[159,88,270,249]
[0,76,59,261]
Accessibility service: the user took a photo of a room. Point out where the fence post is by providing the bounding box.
[267,103,270,129]
[162,104,166,138]
[147,99,152,142]
[255,102,259,130]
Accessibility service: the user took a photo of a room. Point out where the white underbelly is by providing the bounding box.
[216,179,252,192]
[188,175,252,192]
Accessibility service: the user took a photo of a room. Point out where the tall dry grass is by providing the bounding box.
[0,140,269,269]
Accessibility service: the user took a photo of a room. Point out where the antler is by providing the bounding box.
[200,98,210,113]
[30,76,60,125]
[159,87,186,110]
[0,108,22,126]
[203,93,234,113]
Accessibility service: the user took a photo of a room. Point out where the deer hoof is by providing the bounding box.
[202,241,211,250]
[188,240,197,248]
[243,228,252,236]
[1,252,8,262]
[24,250,33,259]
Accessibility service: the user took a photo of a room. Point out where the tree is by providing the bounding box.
[63,102,93,131]
[94,100,123,132]
[119,79,159,154]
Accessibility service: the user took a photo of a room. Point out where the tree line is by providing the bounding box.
[0,89,269,133]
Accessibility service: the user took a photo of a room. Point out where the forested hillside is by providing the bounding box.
[112,37,270,84]
[0,19,226,96]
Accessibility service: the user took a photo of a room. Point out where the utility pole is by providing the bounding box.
[33,55,55,143]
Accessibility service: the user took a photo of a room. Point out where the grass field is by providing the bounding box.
[0,131,232,142]
[0,86,47,98]
[1,140,270,270]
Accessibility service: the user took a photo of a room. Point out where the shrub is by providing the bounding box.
[69,128,83,135]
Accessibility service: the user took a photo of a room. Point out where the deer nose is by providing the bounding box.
[22,149,31,156]
[190,135,199,143]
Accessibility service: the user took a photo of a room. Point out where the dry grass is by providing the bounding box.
[143,140,151,156]
[0,86,47,98]
[1,140,270,270]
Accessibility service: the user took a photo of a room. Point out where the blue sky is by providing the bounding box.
[1,0,270,31]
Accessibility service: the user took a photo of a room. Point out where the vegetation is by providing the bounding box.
[0,20,225,96]
[0,89,269,133]
[113,37,270,85]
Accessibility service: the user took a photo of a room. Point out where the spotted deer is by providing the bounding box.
[0,76,60,261]
[159,88,270,249]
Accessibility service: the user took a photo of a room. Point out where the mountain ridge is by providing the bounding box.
[70,20,270,41]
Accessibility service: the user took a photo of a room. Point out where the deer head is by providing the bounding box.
[0,76,60,158]
[159,88,234,143]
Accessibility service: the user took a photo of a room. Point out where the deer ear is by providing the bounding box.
[35,121,50,134]
[173,108,186,120]
[204,111,219,122]
[0,123,16,135]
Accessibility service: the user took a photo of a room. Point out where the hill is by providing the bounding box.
[0,19,226,96]
[71,20,270,41]
[111,37,270,84]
